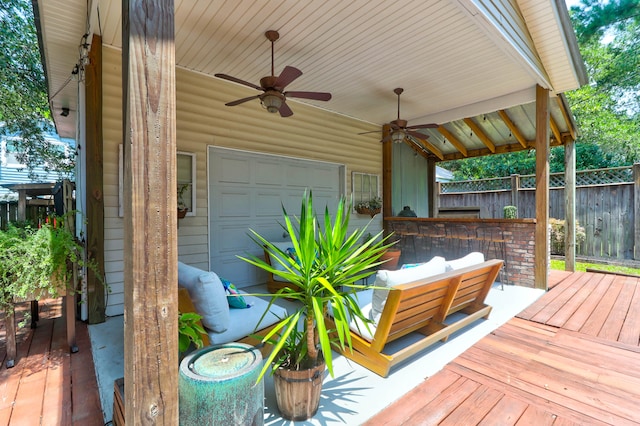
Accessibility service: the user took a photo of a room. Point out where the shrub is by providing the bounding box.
[503,206,517,219]
[550,218,586,255]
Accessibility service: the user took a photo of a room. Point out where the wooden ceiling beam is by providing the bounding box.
[463,118,496,153]
[437,126,468,157]
[439,137,564,162]
[406,136,444,160]
[550,115,562,146]
[498,110,527,148]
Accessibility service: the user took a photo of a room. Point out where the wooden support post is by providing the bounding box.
[123,0,178,423]
[510,174,520,215]
[634,163,640,260]
[382,124,392,235]
[534,85,550,290]
[565,138,576,271]
[85,34,106,324]
[427,157,436,217]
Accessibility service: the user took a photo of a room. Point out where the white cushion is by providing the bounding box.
[371,256,447,323]
[178,262,230,333]
[445,252,485,271]
[207,291,288,345]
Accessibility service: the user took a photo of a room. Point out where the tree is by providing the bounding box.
[0,0,73,177]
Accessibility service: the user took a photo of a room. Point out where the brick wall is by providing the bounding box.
[387,218,536,288]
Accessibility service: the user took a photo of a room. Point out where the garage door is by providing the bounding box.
[208,147,344,288]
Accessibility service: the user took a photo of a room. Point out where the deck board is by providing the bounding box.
[367,271,640,425]
[0,299,102,425]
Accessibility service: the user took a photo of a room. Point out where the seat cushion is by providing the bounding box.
[206,291,288,345]
[445,252,485,271]
[371,256,447,323]
[178,262,230,333]
[266,241,301,282]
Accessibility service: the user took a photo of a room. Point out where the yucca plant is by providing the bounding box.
[239,192,395,382]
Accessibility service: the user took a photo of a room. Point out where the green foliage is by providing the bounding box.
[178,312,206,355]
[238,192,394,382]
[549,218,587,255]
[0,216,102,312]
[503,206,517,219]
[0,0,74,177]
[551,259,640,276]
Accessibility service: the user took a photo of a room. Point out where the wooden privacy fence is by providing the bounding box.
[0,201,55,229]
[438,165,639,260]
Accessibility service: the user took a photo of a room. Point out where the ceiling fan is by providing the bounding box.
[214,30,332,117]
[381,88,439,144]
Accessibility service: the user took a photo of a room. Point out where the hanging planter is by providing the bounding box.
[355,196,382,217]
[355,206,381,217]
[178,208,188,219]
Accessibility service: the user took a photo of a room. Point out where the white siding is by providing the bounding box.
[101,46,381,315]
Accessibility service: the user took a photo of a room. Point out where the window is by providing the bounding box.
[118,146,196,217]
[352,172,379,205]
[177,152,196,216]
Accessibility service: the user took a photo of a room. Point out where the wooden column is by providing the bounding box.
[85,34,106,324]
[382,124,392,235]
[634,163,640,260]
[427,157,436,217]
[123,1,178,424]
[565,137,576,271]
[534,85,550,290]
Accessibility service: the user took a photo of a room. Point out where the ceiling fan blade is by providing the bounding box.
[214,73,263,91]
[406,123,439,130]
[225,95,260,106]
[275,66,303,90]
[407,130,430,140]
[285,91,332,101]
[358,130,381,135]
[380,134,393,143]
[279,101,294,117]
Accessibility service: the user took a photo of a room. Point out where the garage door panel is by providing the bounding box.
[215,156,251,184]
[255,191,287,216]
[255,160,285,186]
[311,167,340,190]
[218,190,252,217]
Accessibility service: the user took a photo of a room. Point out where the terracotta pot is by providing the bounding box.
[273,361,325,421]
[177,208,188,219]
[380,249,401,270]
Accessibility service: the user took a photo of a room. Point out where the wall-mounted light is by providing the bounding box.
[60,107,70,117]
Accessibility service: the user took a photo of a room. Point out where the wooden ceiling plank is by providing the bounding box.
[463,117,496,153]
[437,126,468,157]
[498,109,528,148]
[440,136,563,162]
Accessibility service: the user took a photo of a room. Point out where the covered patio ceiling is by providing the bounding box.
[36,0,586,161]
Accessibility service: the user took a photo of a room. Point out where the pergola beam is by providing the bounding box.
[498,109,528,148]
[437,126,468,157]
[463,118,496,153]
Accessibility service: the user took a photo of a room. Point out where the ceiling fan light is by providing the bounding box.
[261,93,283,113]
[391,130,405,143]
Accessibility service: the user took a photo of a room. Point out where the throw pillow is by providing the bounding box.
[371,256,447,323]
[445,252,485,271]
[177,262,230,332]
[220,278,251,309]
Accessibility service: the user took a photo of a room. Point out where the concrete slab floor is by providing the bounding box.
[88,282,543,425]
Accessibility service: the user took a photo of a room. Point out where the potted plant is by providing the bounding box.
[178,311,206,361]
[0,215,101,313]
[177,183,189,218]
[355,196,382,217]
[239,192,394,420]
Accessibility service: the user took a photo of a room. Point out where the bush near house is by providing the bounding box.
[550,218,586,255]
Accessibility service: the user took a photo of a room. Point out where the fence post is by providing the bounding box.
[634,163,640,260]
[510,174,520,216]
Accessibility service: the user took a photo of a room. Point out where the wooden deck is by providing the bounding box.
[2,270,640,425]
[0,299,103,426]
[366,270,640,425]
